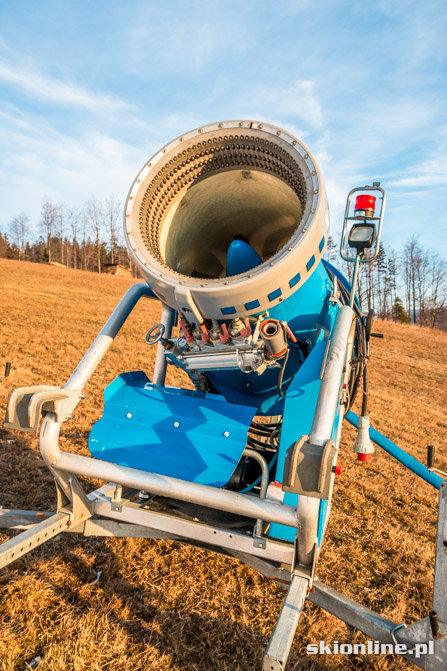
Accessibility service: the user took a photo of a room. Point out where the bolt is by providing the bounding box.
[174,421,180,428]
[223,431,230,438]
[126,413,132,419]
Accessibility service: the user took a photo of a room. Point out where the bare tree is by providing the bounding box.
[66,207,81,269]
[9,213,31,260]
[55,204,66,266]
[402,236,423,323]
[104,195,121,265]
[40,197,61,263]
[426,254,447,328]
[85,198,104,273]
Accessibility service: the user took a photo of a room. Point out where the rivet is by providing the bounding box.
[174,421,180,428]
[198,129,203,133]
[312,209,316,213]
[126,413,132,419]
[223,431,230,437]
[314,189,319,194]
[258,124,263,129]
[292,141,297,146]
[312,171,316,175]
[304,154,309,159]
[276,131,281,135]
[239,122,244,126]
[218,123,223,128]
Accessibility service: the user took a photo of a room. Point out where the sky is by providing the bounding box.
[0,0,446,254]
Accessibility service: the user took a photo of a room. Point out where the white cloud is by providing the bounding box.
[0,59,134,113]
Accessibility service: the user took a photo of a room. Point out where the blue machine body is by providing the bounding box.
[90,258,352,545]
[200,261,337,415]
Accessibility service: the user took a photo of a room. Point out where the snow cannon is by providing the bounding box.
[7,122,447,670]
[123,120,333,414]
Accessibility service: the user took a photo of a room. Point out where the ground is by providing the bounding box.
[0,258,446,671]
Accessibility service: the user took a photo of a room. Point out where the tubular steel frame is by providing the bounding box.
[1,285,446,670]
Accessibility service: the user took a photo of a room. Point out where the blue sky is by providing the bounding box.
[0,0,446,253]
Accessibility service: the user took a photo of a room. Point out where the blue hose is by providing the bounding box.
[345,411,443,490]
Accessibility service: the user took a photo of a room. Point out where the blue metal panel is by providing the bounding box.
[268,340,328,542]
[89,372,256,487]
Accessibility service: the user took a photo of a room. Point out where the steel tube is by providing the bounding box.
[65,283,152,392]
[51,450,298,528]
[310,305,355,446]
[345,411,443,490]
[153,303,176,385]
[295,306,354,566]
[243,447,269,537]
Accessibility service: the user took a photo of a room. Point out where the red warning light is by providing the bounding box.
[354,194,376,218]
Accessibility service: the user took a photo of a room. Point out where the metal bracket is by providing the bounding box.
[282,436,336,499]
[328,275,342,308]
[59,476,93,528]
[111,484,123,512]
[5,385,83,434]
[290,538,318,588]
[253,536,266,549]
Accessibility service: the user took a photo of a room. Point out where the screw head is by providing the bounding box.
[223,431,230,438]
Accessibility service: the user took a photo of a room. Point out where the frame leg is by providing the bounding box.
[263,574,309,670]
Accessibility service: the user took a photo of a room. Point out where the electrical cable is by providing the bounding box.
[277,348,289,398]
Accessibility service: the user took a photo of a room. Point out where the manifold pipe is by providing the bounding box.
[296,305,354,566]
[153,303,176,385]
[243,448,269,537]
[65,283,153,392]
[40,415,298,529]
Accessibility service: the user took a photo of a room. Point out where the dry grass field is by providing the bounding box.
[0,258,446,671]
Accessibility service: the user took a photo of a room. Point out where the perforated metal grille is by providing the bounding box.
[138,134,307,273]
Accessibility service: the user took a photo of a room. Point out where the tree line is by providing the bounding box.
[325,235,447,329]
[2,196,140,275]
[1,197,446,329]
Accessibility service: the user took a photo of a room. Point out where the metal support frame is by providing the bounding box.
[2,285,446,670]
[1,478,446,669]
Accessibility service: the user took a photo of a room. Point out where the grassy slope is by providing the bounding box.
[0,258,446,671]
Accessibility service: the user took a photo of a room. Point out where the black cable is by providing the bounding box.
[277,348,290,398]
[248,426,276,437]
[250,420,281,429]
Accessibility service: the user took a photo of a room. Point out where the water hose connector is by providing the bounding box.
[353,415,374,462]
